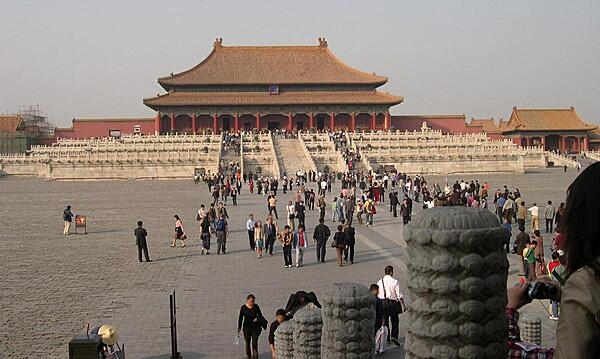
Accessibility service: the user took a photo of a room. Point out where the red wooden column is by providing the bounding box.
[213,113,218,134]
[371,112,376,131]
[541,136,546,150]
[154,112,161,135]
[584,136,589,151]
[288,113,293,131]
[384,111,391,130]
[191,113,197,134]
[330,112,335,131]
[234,113,239,132]
[350,112,356,132]
[256,113,260,130]
[309,112,314,129]
[560,136,566,152]
[170,113,175,132]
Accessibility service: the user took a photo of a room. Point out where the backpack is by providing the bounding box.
[216,219,226,231]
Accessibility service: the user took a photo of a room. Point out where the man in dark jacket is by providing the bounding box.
[264,216,277,255]
[134,221,151,262]
[63,205,74,235]
[313,218,331,262]
[343,221,356,264]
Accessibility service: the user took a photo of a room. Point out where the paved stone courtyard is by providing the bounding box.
[0,166,581,358]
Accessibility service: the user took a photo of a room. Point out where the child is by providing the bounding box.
[268,309,286,359]
[547,250,566,320]
[523,240,537,281]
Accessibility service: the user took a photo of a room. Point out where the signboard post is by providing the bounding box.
[75,215,87,234]
[170,291,180,359]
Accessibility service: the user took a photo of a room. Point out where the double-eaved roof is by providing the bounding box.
[144,38,403,110]
[502,107,596,133]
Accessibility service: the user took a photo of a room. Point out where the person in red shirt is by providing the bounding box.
[552,228,566,251]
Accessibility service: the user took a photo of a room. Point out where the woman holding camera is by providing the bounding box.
[507,162,600,358]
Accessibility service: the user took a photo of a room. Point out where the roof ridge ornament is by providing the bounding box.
[213,37,223,49]
[318,37,328,48]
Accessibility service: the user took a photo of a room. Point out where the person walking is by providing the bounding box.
[356,200,364,225]
[313,218,331,262]
[246,213,256,251]
[215,213,228,255]
[343,221,356,264]
[293,224,308,267]
[286,201,296,231]
[333,225,347,267]
[364,197,375,226]
[528,203,539,232]
[200,216,211,255]
[514,227,529,276]
[377,265,406,346]
[268,195,279,219]
[263,216,277,256]
[523,240,538,281]
[400,198,411,225]
[317,195,326,222]
[63,205,73,235]
[516,201,527,232]
[237,294,266,359]
[254,221,265,259]
[171,215,187,248]
[280,225,293,268]
[331,197,339,222]
[134,221,151,262]
[295,200,306,228]
[544,200,556,233]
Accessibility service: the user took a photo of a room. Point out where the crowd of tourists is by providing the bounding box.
[59,143,600,358]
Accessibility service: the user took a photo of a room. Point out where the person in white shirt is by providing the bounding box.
[376,265,406,345]
[197,204,206,221]
[528,203,540,232]
[286,201,296,231]
[246,213,256,251]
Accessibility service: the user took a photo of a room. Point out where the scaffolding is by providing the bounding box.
[16,105,55,138]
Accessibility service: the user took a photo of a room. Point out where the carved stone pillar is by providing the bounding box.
[404,207,509,358]
[274,319,295,359]
[321,283,374,359]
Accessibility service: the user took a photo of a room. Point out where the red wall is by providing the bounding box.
[55,118,155,139]
[391,115,468,134]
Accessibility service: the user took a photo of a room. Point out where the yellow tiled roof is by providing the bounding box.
[503,107,596,132]
[468,118,500,133]
[158,39,388,86]
[0,115,22,133]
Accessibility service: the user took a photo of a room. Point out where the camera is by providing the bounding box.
[528,282,558,300]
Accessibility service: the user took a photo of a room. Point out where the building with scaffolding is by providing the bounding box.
[0,105,55,153]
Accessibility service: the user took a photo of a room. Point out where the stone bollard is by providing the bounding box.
[293,304,323,359]
[321,282,375,359]
[274,319,295,359]
[404,207,509,359]
[520,315,542,345]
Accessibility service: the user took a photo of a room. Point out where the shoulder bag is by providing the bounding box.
[381,277,402,316]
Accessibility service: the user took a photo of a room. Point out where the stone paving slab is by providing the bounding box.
[0,167,578,357]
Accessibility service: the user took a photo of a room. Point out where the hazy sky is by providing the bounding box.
[1,0,599,127]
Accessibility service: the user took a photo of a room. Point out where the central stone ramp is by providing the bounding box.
[272,136,314,178]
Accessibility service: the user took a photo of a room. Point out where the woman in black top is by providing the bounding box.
[200,216,211,255]
[237,294,264,359]
[333,224,347,267]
